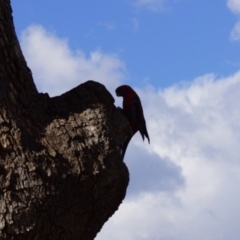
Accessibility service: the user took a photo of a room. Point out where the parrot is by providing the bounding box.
[115,85,150,160]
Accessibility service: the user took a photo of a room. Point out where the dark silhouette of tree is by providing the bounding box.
[0,1,130,239]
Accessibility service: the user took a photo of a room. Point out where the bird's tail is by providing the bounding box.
[140,125,150,144]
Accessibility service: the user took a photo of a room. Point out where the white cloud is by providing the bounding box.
[132,18,140,32]
[227,0,240,41]
[20,25,126,96]
[134,0,166,11]
[20,24,240,240]
[230,21,240,41]
[98,21,116,31]
[227,0,240,14]
[97,72,240,240]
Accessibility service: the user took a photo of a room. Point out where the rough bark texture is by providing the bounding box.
[0,1,131,239]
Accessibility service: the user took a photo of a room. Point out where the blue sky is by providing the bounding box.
[11,1,240,240]
[12,0,240,88]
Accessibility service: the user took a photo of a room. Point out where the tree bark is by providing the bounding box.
[0,1,131,239]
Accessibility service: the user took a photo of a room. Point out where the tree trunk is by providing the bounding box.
[0,1,130,239]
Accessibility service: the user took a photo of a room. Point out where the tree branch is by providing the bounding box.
[0,1,131,239]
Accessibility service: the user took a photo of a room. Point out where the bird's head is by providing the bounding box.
[115,85,134,97]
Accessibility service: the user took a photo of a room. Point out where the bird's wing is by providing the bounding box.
[131,98,150,143]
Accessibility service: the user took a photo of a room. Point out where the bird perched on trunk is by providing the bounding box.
[116,85,150,160]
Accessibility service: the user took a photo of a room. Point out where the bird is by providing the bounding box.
[116,85,150,160]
